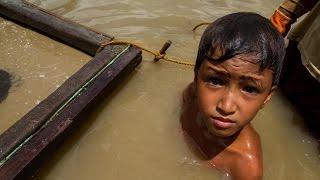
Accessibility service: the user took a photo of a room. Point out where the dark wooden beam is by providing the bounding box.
[0,0,119,161]
[0,2,143,178]
[0,0,113,56]
[0,45,142,179]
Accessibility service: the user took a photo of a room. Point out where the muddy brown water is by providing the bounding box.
[0,0,319,179]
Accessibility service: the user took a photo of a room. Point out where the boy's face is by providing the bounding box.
[195,55,275,138]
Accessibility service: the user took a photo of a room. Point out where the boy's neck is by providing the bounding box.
[203,127,239,147]
[196,113,239,153]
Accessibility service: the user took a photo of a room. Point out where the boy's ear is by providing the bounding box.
[193,71,198,83]
[262,86,277,108]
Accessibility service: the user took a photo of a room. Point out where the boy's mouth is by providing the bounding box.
[209,117,236,129]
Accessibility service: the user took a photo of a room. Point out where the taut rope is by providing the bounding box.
[97,40,195,67]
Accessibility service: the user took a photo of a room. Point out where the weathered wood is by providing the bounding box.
[0,45,142,179]
[154,40,172,62]
[0,45,125,161]
[0,0,113,56]
[0,1,143,178]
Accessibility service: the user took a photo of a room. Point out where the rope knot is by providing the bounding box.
[153,40,171,62]
[154,53,166,61]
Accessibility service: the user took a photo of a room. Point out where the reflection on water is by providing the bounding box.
[1,0,320,179]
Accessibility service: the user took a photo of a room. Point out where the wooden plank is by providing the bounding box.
[0,45,139,161]
[0,45,117,161]
[0,45,142,179]
[0,0,113,56]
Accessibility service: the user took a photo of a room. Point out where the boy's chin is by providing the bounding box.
[207,126,240,138]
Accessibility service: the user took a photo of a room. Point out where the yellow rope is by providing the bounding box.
[97,40,195,67]
[192,22,211,32]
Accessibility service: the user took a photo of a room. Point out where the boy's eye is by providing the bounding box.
[208,77,224,86]
[243,86,260,94]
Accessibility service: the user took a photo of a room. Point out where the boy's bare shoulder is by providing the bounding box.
[229,125,263,180]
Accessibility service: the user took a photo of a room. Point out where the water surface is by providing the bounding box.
[1,0,319,179]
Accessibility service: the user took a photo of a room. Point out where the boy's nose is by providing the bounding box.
[216,91,237,116]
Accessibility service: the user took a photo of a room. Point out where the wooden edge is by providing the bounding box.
[0,45,129,161]
[0,46,142,179]
[0,0,113,56]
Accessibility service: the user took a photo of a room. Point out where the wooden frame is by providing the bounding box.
[0,0,113,56]
[0,1,142,179]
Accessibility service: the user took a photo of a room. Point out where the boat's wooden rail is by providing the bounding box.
[0,1,142,179]
[0,0,113,56]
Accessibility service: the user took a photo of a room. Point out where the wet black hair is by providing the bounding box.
[195,12,285,85]
[0,69,11,102]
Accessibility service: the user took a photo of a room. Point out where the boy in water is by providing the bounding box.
[181,12,285,179]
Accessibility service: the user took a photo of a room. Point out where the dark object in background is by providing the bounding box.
[280,40,320,138]
[0,69,11,102]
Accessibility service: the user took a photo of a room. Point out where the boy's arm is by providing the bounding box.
[230,126,263,180]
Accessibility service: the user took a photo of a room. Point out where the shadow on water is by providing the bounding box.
[279,41,320,153]
[291,110,320,155]
[0,69,12,103]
